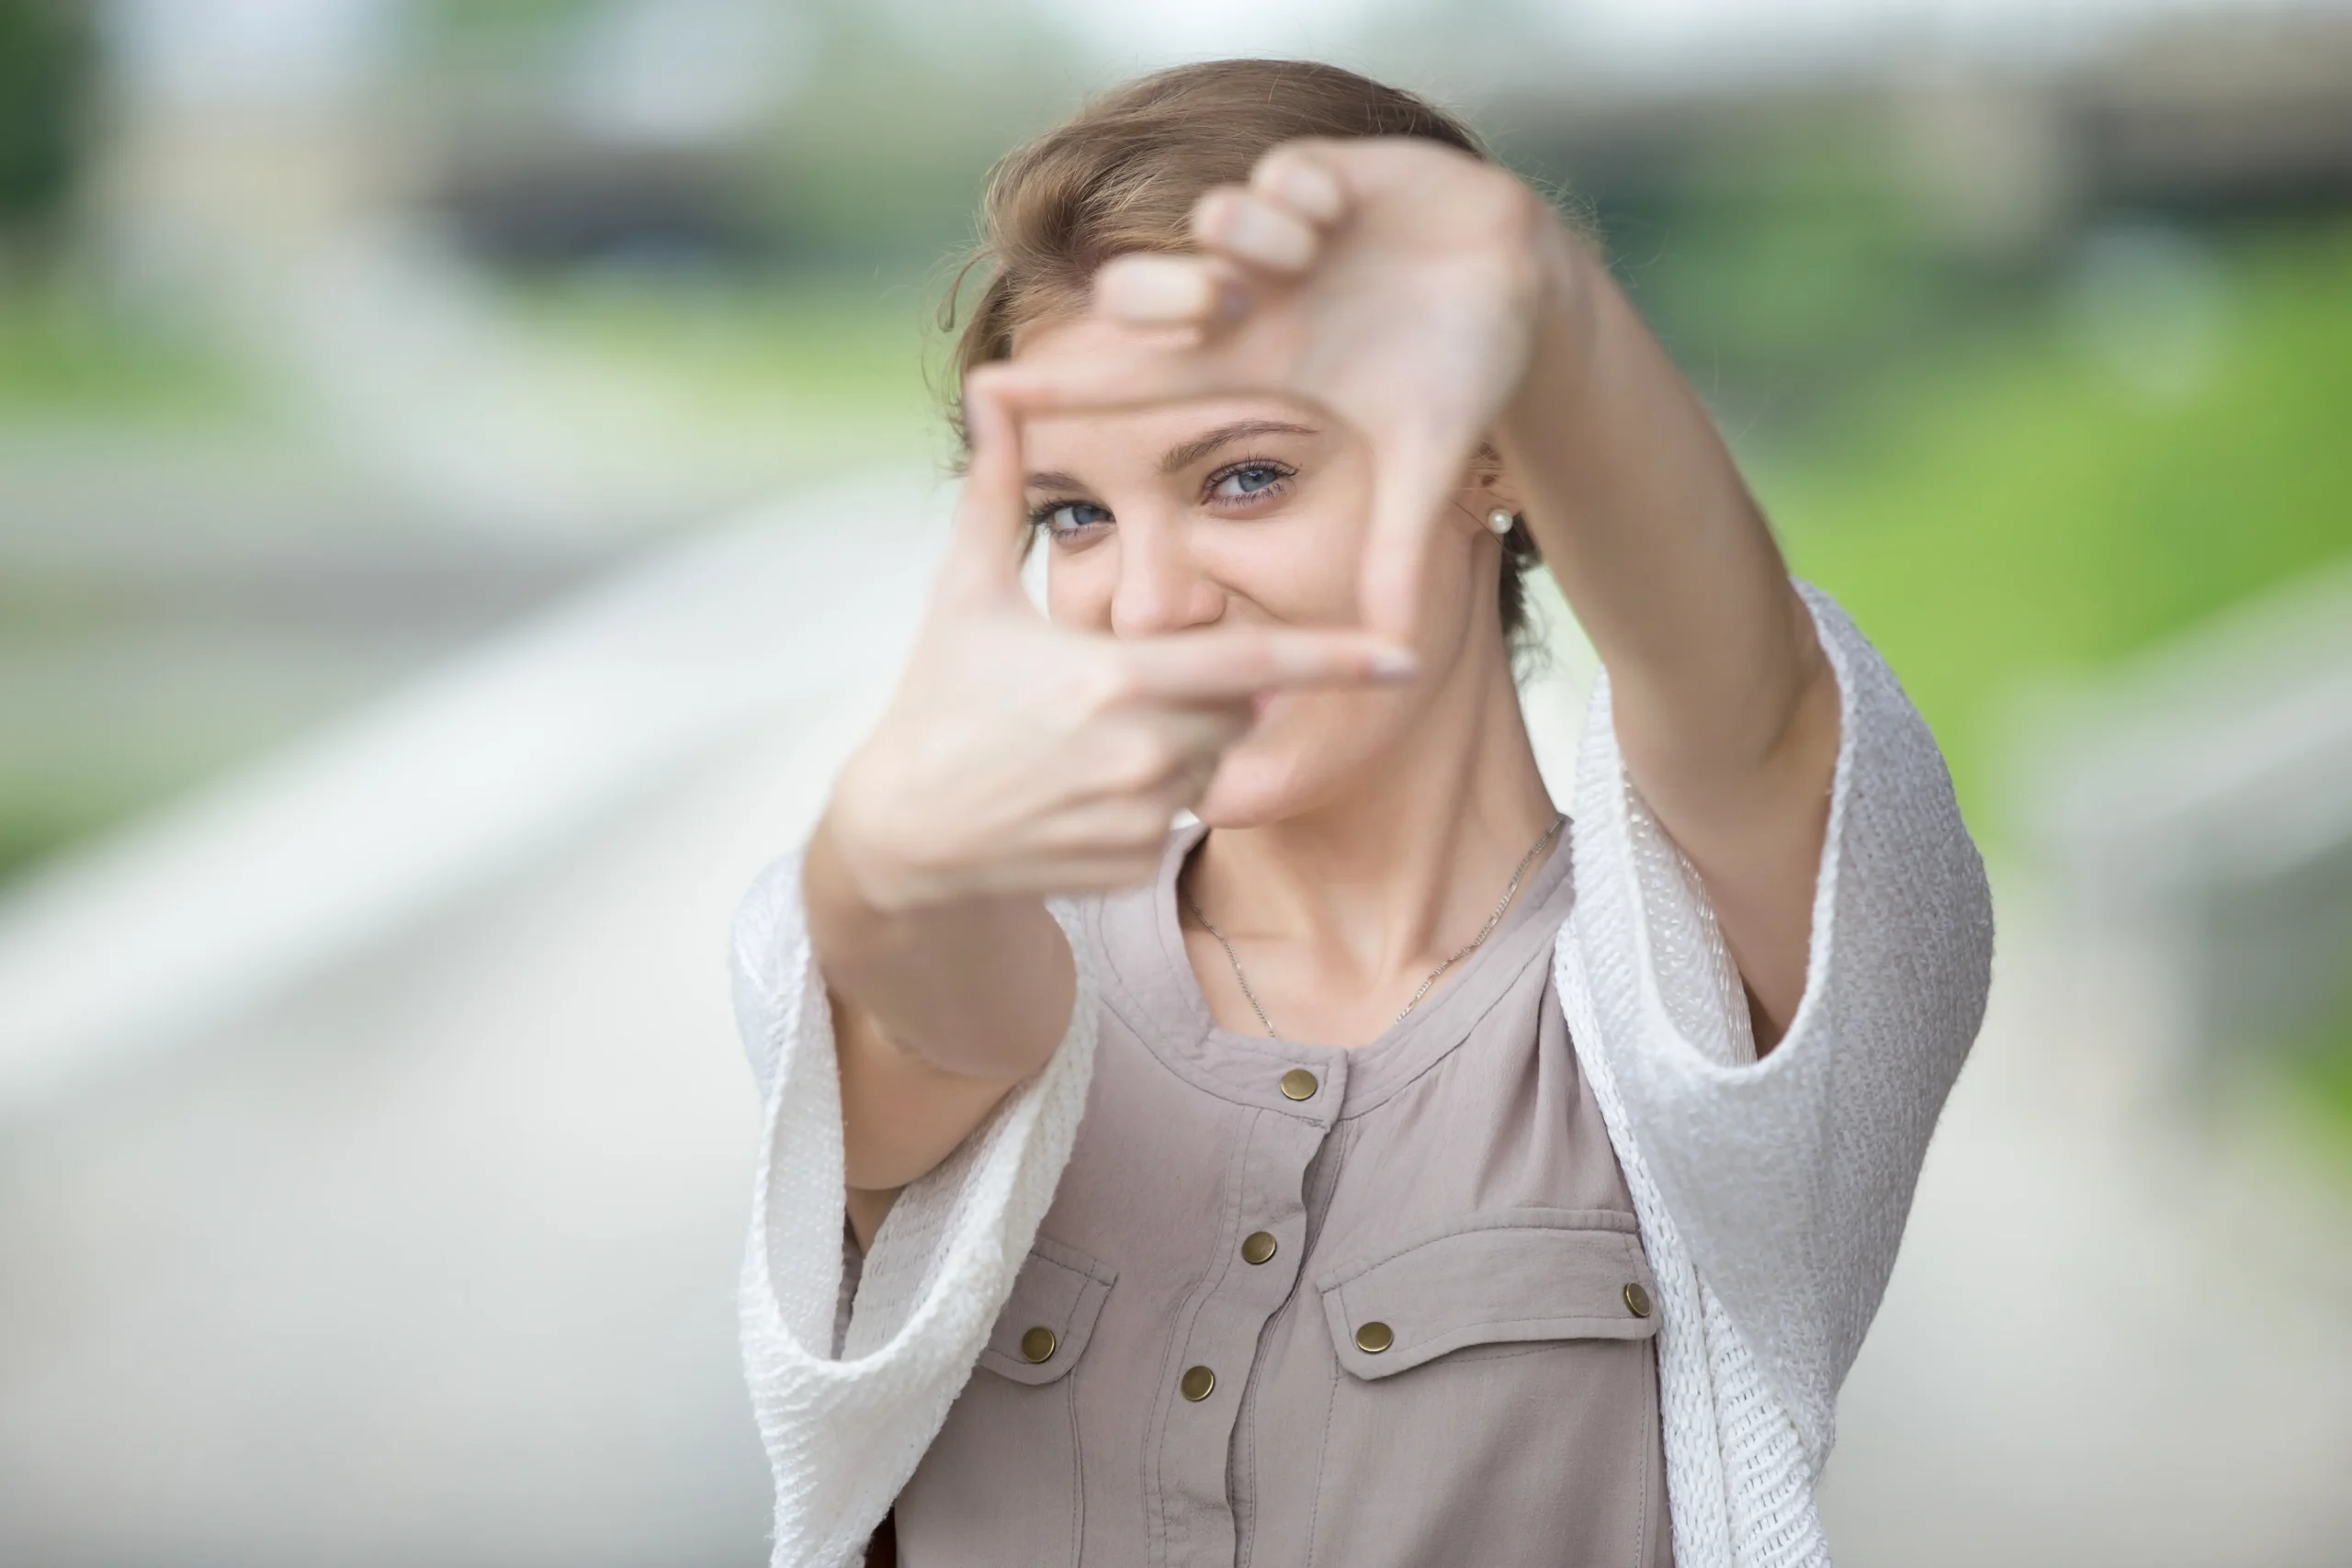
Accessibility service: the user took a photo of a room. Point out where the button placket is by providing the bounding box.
[1152,1054,1345,1568]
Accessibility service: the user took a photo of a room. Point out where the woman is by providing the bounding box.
[733,60,1992,1568]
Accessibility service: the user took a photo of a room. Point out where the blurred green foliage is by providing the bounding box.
[0,279,257,420]
[407,0,605,57]
[497,267,955,471]
[1583,115,1953,399]
[507,273,944,404]
[0,0,96,238]
[1758,221,2352,833]
[2291,1016,2352,1159]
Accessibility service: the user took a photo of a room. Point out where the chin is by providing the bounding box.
[1193,745,1344,829]
[1199,687,1420,825]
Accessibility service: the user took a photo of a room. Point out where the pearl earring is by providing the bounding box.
[1486,507,1518,536]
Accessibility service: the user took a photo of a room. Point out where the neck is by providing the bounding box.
[1186,643,1561,1000]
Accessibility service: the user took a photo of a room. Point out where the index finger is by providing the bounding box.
[982,334,1243,418]
[933,368,1036,606]
[1359,430,1469,644]
[1117,626,1418,705]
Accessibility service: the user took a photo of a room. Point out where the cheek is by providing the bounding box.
[1042,544,1116,629]
[1205,507,1369,626]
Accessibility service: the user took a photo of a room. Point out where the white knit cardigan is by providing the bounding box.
[732,585,1995,1568]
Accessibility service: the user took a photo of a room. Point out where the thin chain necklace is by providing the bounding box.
[1180,812,1567,1041]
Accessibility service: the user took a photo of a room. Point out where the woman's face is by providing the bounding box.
[1012,314,1505,828]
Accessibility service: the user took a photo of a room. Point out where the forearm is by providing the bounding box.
[806,811,1073,1077]
[1497,223,1826,773]
[1498,221,1838,1041]
[805,810,1076,1193]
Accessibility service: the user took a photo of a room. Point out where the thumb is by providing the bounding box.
[936,368,1037,608]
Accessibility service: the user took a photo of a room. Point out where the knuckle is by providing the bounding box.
[1101,254,1215,321]
[1080,658,1144,712]
[1157,762,1216,813]
[1136,732,1186,787]
[1252,147,1344,224]
[1489,177,1553,262]
[1114,798,1175,844]
[1102,728,1176,793]
[1191,186,1243,228]
[1221,641,1275,688]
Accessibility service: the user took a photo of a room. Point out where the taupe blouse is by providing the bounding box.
[876,816,1673,1568]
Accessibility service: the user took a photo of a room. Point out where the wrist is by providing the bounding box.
[1498,212,1605,453]
[809,792,943,927]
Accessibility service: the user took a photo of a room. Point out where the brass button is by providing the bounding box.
[1240,1230,1279,1266]
[1020,1325,1057,1362]
[1180,1364,1216,1402]
[1623,1281,1653,1319]
[1354,1321,1395,1354]
[1278,1067,1319,1100]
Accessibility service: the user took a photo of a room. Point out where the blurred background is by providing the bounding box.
[2,0,2348,1562]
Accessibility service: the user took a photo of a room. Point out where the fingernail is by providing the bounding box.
[1372,647,1420,680]
[1102,255,1214,321]
[1274,162,1344,223]
[1225,203,1315,270]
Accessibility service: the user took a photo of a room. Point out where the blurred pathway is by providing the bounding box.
[0,478,944,1564]
[1821,882,2352,1567]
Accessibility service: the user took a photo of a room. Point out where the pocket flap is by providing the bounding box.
[977,1233,1116,1387]
[1317,1208,1658,1381]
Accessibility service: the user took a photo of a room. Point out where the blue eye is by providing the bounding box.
[1211,463,1288,500]
[1034,501,1113,536]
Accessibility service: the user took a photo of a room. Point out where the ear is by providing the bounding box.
[1451,442,1525,533]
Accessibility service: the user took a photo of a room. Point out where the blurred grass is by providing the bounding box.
[1,281,284,884]
[2294,1015,2352,1162]
[498,271,948,426]
[0,278,258,422]
[1757,221,2352,838]
[2242,998,2352,1179]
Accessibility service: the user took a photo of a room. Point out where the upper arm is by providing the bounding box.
[1618,586,1841,1052]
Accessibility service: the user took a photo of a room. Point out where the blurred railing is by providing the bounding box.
[2018,559,2352,1073]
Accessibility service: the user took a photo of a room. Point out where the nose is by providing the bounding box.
[1110,511,1225,638]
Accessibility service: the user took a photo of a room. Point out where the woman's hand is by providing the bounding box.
[814,377,1416,1210]
[979,137,1576,643]
[820,377,1418,918]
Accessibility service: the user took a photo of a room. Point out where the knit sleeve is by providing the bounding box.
[1560,582,1994,1471]
[729,848,1101,1568]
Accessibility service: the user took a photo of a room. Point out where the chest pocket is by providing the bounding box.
[895,1235,1114,1568]
[1317,1206,1658,1375]
[1305,1209,1670,1568]
[976,1233,1116,1384]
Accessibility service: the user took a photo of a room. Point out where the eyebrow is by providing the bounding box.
[1023,419,1320,494]
[1158,419,1318,476]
